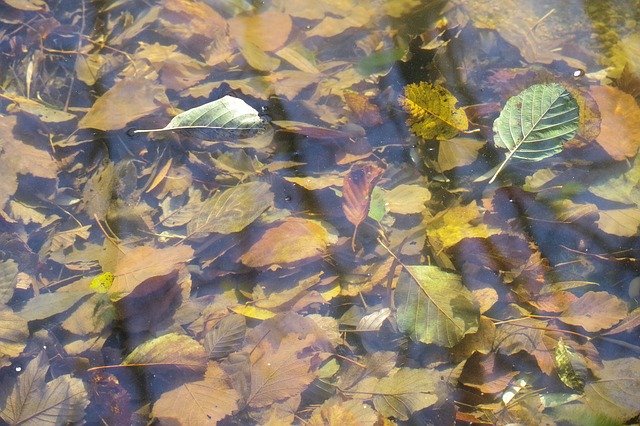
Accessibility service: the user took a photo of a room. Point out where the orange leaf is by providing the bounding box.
[591,85,640,160]
[344,91,383,127]
[559,291,628,332]
[230,11,292,53]
[341,162,384,228]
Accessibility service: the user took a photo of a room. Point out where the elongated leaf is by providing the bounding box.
[0,352,88,425]
[490,83,579,183]
[204,314,246,359]
[0,308,28,369]
[554,338,587,391]
[400,82,468,140]
[394,265,479,347]
[123,333,207,373]
[132,96,267,140]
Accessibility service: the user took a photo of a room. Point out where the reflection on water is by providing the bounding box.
[0,0,639,424]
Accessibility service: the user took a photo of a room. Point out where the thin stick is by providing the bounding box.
[93,214,125,254]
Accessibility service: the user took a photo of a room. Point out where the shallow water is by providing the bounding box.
[0,0,639,424]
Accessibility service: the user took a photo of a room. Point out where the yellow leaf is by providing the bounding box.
[400,82,468,140]
[230,304,276,320]
[425,202,500,249]
[90,272,114,293]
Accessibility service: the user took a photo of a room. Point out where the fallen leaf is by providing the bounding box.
[152,362,239,425]
[203,314,246,359]
[0,352,88,424]
[240,217,338,268]
[372,367,442,420]
[459,353,519,394]
[343,91,383,127]
[186,181,274,238]
[341,162,384,247]
[19,289,93,322]
[123,333,207,373]
[0,308,28,368]
[230,11,292,53]
[589,157,640,206]
[425,202,500,250]
[284,174,344,190]
[559,291,627,332]
[78,77,169,131]
[604,307,640,335]
[596,208,640,237]
[0,260,18,304]
[401,82,468,140]
[307,398,378,426]
[437,137,485,171]
[382,184,431,215]
[108,245,193,301]
[495,318,555,374]
[591,85,640,160]
[584,357,640,422]
[395,265,479,347]
[0,92,76,122]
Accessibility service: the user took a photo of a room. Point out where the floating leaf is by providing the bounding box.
[204,314,246,359]
[186,181,273,238]
[372,368,442,420]
[394,265,479,347]
[489,83,579,183]
[132,96,267,141]
[307,398,378,426]
[152,362,239,425]
[400,82,468,140]
[123,333,207,373]
[0,352,88,424]
[382,184,431,215]
[90,272,114,294]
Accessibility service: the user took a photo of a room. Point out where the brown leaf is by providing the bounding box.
[246,334,316,408]
[123,333,208,373]
[307,398,378,426]
[559,291,628,332]
[596,208,640,237]
[0,92,75,122]
[240,218,337,268]
[230,11,292,53]
[0,308,28,369]
[495,318,555,374]
[78,77,169,131]
[591,85,640,160]
[459,353,519,394]
[341,162,384,228]
[343,91,383,127]
[152,362,239,425]
[604,307,640,335]
[108,245,193,301]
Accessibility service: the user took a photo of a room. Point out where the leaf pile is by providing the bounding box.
[0,0,639,424]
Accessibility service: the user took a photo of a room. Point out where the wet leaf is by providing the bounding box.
[490,83,579,183]
[108,245,193,301]
[382,184,431,215]
[132,96,267,140]
[78,77,169,131]
[230,11,292,53]
[245,334,316,408]
[0,259,19,304]
[425,202,500,250]
[459,353,519,394]
[495,318,555,374]
[400,82,468,140]
[591,85,640,160]
[90,272,114,294]
[341,162,384,247]
[0,92,75,122]
[307,398,378,426]
[604,307,640,335]
[19,290,93,322]
[152,362,239,425]
[203,314,246,359]
[559,291,627,332]
[0,352,88,424]
[437,137,485,171]
[395,265,479,347]
[240,217,337,268]
[596,208,640,237]
[343,91,383,127]
[554,338,586,391]
[372,368,442,420]
[0,308,28,368]
[123,333,207,373]
[186,181,273,238]
[583,357,640,422]
[589,157,640,205]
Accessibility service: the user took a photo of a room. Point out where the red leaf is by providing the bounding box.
[342,163,384,226]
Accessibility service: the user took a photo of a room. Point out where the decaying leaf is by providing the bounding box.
[123,333,207,373]
[559,291,627,332]
[0,352,88,424]
[203,314,246,359]
[0,308,28,368]
[372,368,443,420]
[490,83,579,183]
[583,357,640,422]
[341,162,384,249]
[401,82,468,140]
[554,338,587,391]
[132,96,268,140]
[307,398,378,426]
[152,362,239,425]
[591,85,640,160]
[395,265,479,347]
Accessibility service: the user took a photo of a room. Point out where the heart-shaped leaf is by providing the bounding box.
[132,96,267,140]
[489,83,579,183]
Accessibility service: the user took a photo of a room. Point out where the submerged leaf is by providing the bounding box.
[554,338,587,391]
[0,352,88,424]
[395,265,479,347]
[132,96,267,140]
[591,85,640,160]
[204,314,246,359]
[0,308,28,369]
[372,368,442,420]
[123,333,207,373]
[341,162,384,248]
[400,82,468,140]
[490,83,579,183]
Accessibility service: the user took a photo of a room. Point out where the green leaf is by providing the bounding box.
[123,333,207,373]
[400,82,468,140]
[132,95,267,140]
[372,368,442,420]
[554,338,587,392]
[0,352,88,425]
[394,265,479,347]
[490,83,579,183]
[89,272,114,293]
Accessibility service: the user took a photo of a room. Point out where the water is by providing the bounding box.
[0,0,639,424]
